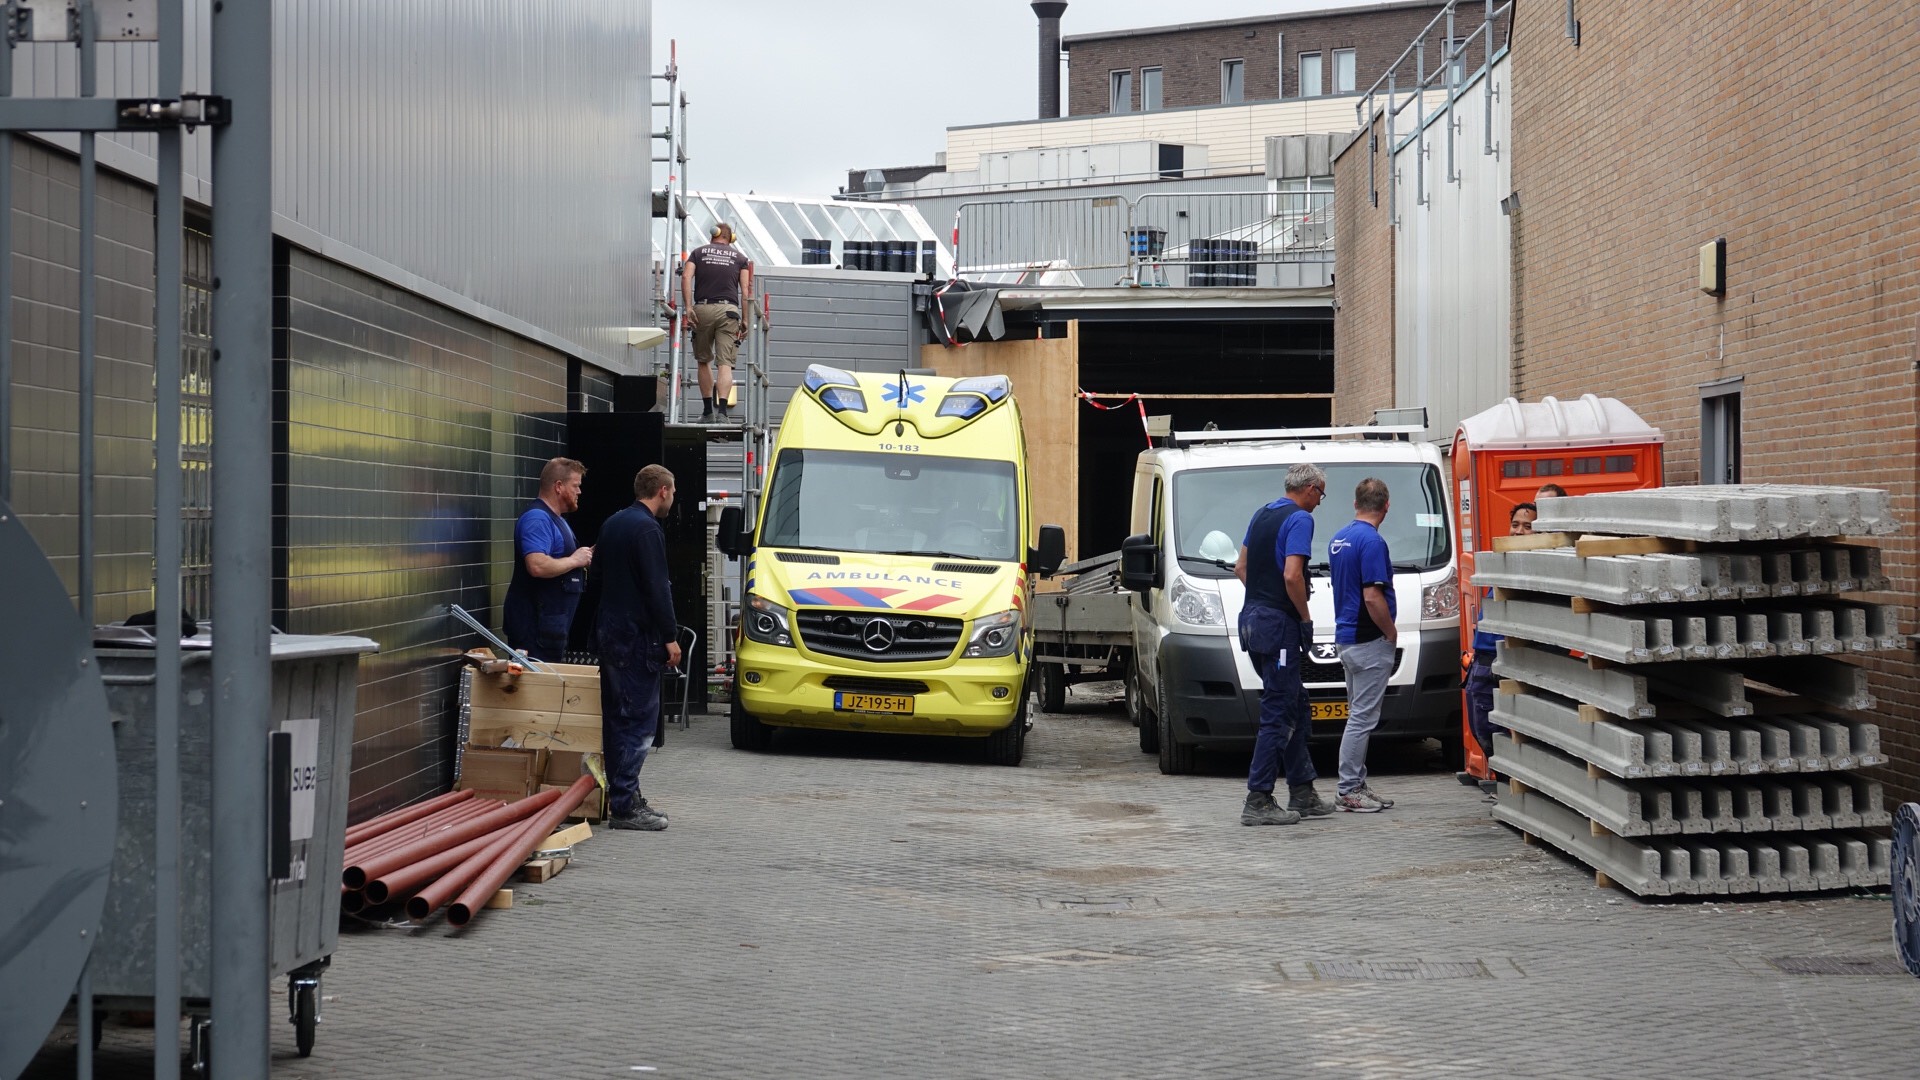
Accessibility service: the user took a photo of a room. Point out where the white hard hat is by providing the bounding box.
[1198,530,1238,563]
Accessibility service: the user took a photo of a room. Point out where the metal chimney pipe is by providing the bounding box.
[1032,2,1067,119]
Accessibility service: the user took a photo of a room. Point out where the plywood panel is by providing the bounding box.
[923,323,1081,563]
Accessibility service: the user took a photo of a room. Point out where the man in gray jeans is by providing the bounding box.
[1327,477,1397,812]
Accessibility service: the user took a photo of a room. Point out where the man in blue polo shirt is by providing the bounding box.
[502,457,594,662]
[1235,462,1335,826]
[1329,477,1398,813]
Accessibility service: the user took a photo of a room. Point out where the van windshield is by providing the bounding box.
[1172,461,1451,575]
[761,448,1021,561]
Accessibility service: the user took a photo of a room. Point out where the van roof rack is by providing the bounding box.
[1146,407,1429,449]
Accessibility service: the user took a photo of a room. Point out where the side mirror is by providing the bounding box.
[716,506,752,559]
[1118,532,1161,593]
[1029,524,1067,578]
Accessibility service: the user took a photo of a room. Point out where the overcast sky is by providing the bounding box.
[651,0,1410,199]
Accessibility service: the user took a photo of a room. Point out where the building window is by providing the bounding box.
[1221,58,1245,104]
[1110,69,1133,113]
[1701,378,1743,484]
[1445,37,1467,86]
[1299,52,1322,98]
[1332,48,1356,93]
[1141,66,1163,111]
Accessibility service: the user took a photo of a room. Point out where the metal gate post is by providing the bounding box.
[77,1,98,623]
[152,0,186,1074]
[0,30,10,504]
[208,0,274,1074]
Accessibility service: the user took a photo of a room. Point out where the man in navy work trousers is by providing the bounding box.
[1329,477,1399,813]
[502,457,593,663]
[1237,462,1335,826]
[1465,501,1538,794]
[594,464,684,831]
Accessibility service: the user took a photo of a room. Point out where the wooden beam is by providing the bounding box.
[519,856,569,884]
[486,888,513,910]
[544,821,593,850]
[1494,532,1577,552]
[1573,535,1699,558]
[1499,679,1531,696]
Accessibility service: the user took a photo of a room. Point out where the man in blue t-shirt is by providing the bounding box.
[1235,462,1335,826]
[501,457,594,662]
[1328,477,1398,813]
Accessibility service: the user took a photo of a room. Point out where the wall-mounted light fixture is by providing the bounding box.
[1499,191,1520,216]
[1698,237,1726,296]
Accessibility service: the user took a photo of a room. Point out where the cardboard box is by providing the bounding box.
[543,750,589,784]
[457,744,542,800]
[467,663,602,752]
[542,781,605,822]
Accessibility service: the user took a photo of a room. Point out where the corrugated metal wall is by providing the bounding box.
[1392,51,1512,442]
[8,1,648,369]
[278,246,573,819]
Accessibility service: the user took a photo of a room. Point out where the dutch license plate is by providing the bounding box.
[1311,701,1349,722]
[834,691,914,715]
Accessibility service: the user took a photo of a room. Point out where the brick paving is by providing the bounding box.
[32,684,1920,1078]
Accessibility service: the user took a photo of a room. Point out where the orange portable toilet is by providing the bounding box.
[1451,395,1664,784]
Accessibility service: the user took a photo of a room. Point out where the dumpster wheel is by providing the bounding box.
[292,979,319,1056]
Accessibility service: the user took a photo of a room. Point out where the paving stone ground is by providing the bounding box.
[33,684,1920,1079]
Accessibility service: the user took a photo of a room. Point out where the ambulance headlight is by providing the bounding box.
[744,595,794,647]
[964,609,1022,658]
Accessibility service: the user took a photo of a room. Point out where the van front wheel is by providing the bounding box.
[1155,670,1193,775]
[730,692,774,752]
[985,691,1028,766]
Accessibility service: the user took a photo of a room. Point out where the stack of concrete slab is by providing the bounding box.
[1476,486,1899,897]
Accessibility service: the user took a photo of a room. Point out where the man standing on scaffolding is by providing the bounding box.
[681,222,754,423]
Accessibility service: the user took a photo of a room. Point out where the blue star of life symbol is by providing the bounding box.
[882,380,926,406]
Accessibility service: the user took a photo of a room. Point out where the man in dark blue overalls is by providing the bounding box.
[502,457,593,663]
[1237,462,1335,826]
[594,464,682,831]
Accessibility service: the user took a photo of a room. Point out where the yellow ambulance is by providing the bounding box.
[716,365,1066,765]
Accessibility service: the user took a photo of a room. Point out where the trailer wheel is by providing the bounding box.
[1038,662,1067,713]
[1155,671,1193,775]
[730,692,774,752]
[1131,670,1159,754]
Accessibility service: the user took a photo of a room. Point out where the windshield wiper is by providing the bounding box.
[874,549,988,561]
[1390,560,1433,571]
[1177,554,1235,572]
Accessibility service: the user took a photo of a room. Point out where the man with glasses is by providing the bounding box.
[1235,463,1335,826]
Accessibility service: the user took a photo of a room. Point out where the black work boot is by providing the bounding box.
[1288,782,1335,818]
[1241,790,1302,826]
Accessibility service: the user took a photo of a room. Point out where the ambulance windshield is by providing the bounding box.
[761,449,1021,562]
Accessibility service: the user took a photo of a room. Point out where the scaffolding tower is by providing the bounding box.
[651,43,769,705]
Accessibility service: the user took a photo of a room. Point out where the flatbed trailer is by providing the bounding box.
[1031,551,1134,712]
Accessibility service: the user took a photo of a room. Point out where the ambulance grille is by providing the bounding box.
[932,561,999,575]
[796,611,963,663]
[775,551,841,565]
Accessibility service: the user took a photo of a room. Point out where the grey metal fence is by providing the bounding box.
[0,1,276,1077]
[953,189,1334,289]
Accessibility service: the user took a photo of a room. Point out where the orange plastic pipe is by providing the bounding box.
[448,775,596,927]
[344,789,475,846]
[366,816,530,905]
[403,818,538,921]
[345,799,498,863]
[342,789,560,889]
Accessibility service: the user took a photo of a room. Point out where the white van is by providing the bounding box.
[1117,421,1461,774]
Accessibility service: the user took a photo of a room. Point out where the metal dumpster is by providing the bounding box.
[89,630,377,1060]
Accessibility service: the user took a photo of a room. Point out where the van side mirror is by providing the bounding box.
[1119,532,1160,593]
[1030,524,1066,577]
[716,506,752,559]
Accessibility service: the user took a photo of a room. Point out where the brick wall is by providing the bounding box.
[1066,4,1488,116]
[1332,119,1397,425]
[1507,2,1920,796]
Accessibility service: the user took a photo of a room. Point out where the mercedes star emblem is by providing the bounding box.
[862,618,896,652]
